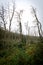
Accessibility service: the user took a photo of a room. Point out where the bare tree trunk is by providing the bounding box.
[16,10,23,41]
[8,2,15,32]
[0,5,6,30]
[8,2,15,39]
[31,7,43,42]
[19,22,22,41]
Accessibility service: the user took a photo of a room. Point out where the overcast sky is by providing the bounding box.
[0,0,43,35]
[0,0,43,21]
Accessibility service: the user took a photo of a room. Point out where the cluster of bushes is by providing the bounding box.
[0,28,43,65]
[0,43,43,65]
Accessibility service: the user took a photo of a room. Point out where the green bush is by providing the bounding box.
[25,43,43,65]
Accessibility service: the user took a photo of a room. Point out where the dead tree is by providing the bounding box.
[31,7,42,37]
[8,2,15,32]
[0,5,7,30]
[25,21,30,43]
[25,21,30,35]
[16,10,23,40]
[0,5,8,39]
[31,6,43,42]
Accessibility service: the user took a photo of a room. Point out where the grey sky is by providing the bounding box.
[0,0,43,23]
[0,0,43,17]
[0,0,43,21]
[0,0,43,35]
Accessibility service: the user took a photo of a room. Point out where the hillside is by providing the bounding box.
[0,28,43,65]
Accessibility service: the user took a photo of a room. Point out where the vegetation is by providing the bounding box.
[0,28,43,65]
[0,1,43,65]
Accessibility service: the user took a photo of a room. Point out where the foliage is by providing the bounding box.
[0,28,43,65]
